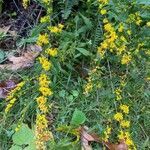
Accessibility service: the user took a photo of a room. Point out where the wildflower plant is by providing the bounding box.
[0,0,149,150]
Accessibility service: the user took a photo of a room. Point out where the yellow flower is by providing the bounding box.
[121,53,132,65]
[40,16,50,23]
[120,120,130,128]
[36,33,49,46]
[46,48,58,57]
[100,9,107,15]
[114,88,122,100]
[127,30,132,35]
[104,23,113,32]
[58,23,64,29]
[120,104,129,114]
[22,0,29,9]
[114,112,123,121]
[39,73,50,87]
[118,23,124,32]
[5,98,17,113]
[103,18,108,23]
[48,24,64,33]
[147,22,150,27]
[103,126,111,142]
[36,114,48,129]
[126,138,134,146]
[118,130,124,140]
[36,96,48,113]
[39,87,53,96]
[42,0,50,4]
[98,0,109,5]
[39,56,52,71]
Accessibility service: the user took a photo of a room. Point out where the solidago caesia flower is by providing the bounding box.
[42,0,51,4]
[118,131,136,149]
[37,33,49,46]
[121,53,132,65]
[114,88,122,100]
[100,9,107,15]
[114,112,123,121]
[46,48,58,57]
[48,24,64,33]
[40,16,50,23]
[5,81,25,113]
[120,104,129,114]
[35,114,53,150]
[120,120,130,128]
[103,126,111,142]
[22,0,29,9]
[39,56,52,71]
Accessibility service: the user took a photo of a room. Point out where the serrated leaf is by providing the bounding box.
[12,124,34,145]
[76,48,90,56]
[71,109,86,126]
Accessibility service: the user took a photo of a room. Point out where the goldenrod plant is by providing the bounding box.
[0,0,149,149]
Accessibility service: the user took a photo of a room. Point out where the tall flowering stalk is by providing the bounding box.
[35,0,63,149]
[95,0,136,148]
[5,81,25,114]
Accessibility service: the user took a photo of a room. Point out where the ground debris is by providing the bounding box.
[0,45,42,71]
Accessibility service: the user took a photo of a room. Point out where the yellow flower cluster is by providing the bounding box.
[48,24,64,33]
[35,114,53,150]
[113,78,135,149]
[118,131,136,149]
[114,88,122,101]
[36,15,55,148]
[37,33,49,46]
[120,104,129,114]
[46,48,58,57]
[39,56,52,71]
[5,81,25,113]
[42,0,51,4]
[103,126,111,142]
[98,21,117,58]
[36,73,53,149]
[84,66,101,95]
[121,53,132,65]
[40,16,50,23]
[127,12,142,26]
[114,112,123,122]
[39,73,53,97]
[22,0,29,9]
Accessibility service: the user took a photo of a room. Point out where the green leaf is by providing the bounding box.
[136,0,150,5]
[59,90,66,98]
[71,109,86,126]
[9,145,22,150]
[76,48,90,56]
[12,124,35,145]
[72,90,79,97]
[0,50,5,63]
[79,13,93,29]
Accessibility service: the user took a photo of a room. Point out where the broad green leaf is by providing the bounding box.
[12,124,35,145]
[76,48,90,56]
[9,145,22,150]
[71,109,86,126]
[24,142,36,150]
[79,13,93,29]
